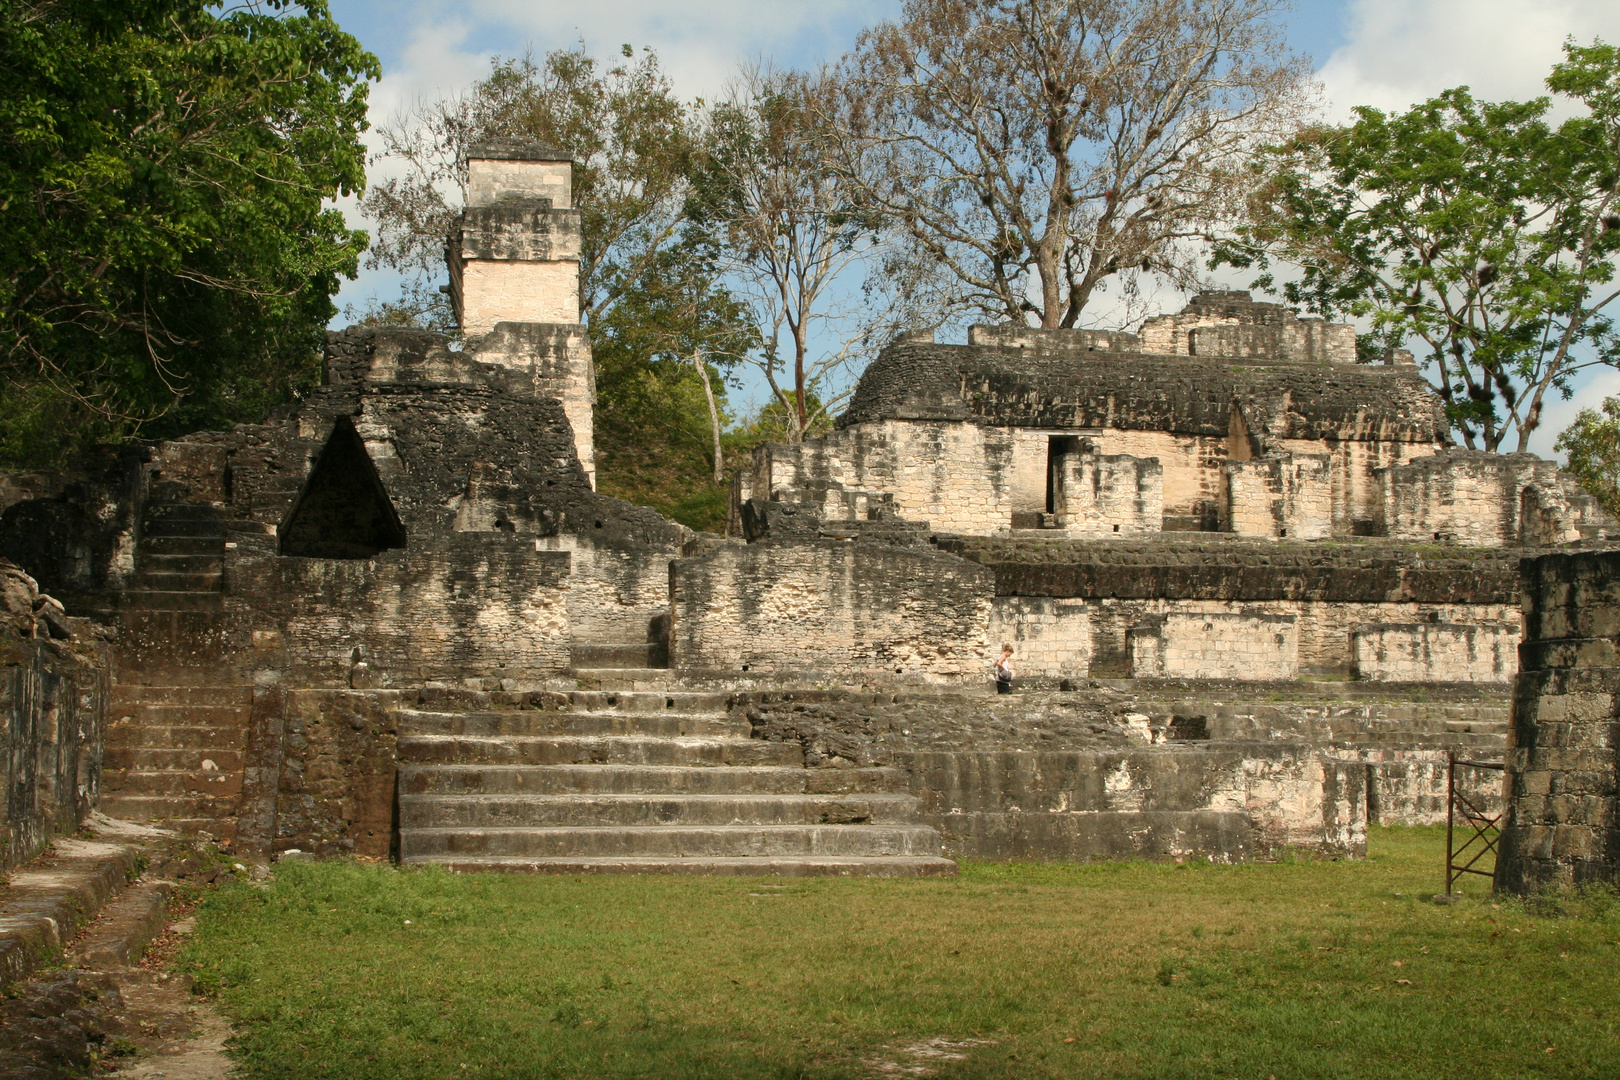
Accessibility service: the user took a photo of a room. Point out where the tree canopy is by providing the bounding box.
[838,0,1311,330]
[0,0,378,468]
[1218,40,1620,454]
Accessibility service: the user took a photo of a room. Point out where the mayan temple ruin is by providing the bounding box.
[5,140,1619,877]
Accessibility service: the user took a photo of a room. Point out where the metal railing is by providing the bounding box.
[1445,754,1505,895]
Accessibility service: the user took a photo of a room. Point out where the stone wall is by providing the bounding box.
[1497,549,1620,891]
[0,565,108,870]
[669,540,996,682]
[1351,621,1520,684]
[1135,291,1359,364]
[1128,611,1299,681]
[0,448,146,611]
[275,689,409,858]
[1375,451,1614,548]
[740,690,1367,860]
[229,535,573,686]
[1225,453,1333,540]
[1054,447,1163,535]
[986,596,1091,679]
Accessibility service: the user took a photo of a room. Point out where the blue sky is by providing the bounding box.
[321,0,1620,456]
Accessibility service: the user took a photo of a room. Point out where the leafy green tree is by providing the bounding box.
[1218,40,1620,453]
[1558,396,1620,518]
[0,0,377,468]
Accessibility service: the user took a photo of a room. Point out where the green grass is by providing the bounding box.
[180,827,1620,1079]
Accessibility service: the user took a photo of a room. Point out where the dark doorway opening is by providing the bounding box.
[279,416,407,559]
[1046,435,1080,514]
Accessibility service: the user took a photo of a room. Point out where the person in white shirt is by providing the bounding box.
[994,644,1014,694]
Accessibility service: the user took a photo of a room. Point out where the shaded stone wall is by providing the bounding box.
[1054,448,1163,534]
[1497,549,1620,891]
[1128,612,1299,681]
[1225,453,1333,540]
[0,448,146,610]
[0,566,108,869]
[986,596,1090,679]
[1351,621,1519,684]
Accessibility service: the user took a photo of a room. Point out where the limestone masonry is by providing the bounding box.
[2,141,1611,873]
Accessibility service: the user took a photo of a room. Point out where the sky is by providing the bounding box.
[322,0,1620,458]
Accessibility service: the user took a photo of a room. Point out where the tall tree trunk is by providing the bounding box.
[693,349,724,484]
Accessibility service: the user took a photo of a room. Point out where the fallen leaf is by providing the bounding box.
[1065,1038,1076,1044]
[1391,960,1404,967]
[1396,979,1412,986]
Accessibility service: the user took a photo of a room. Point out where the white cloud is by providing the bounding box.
[1319,0,1620,117]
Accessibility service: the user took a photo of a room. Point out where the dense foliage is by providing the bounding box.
[1219,41,1620,454]
[0,0,377,468]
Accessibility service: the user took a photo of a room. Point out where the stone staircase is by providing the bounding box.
[395,687,955,876]
[123,499,228,612]
[99,684,252,842]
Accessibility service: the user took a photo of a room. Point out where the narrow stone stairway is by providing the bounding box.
[396,689,956,876]
[99,684,252,843]
[123,499,227,612]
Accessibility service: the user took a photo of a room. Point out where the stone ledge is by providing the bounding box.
[0,839,139,986]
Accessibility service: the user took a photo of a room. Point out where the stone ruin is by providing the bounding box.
[2,139,1614,875]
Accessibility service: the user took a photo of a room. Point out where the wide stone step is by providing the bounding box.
[139,535,224,557]
[398,735,802,768]
[562,690,734,714]
[127,571,222,592]
[399,792,926,829]
[398,824,943,859]
[1324,721,1509,738]
[97,794,240,821]
[397,709,749,739]
[142,517,226,538]
[109,702,249,726]
[104,724,246,751]
[146,502,224,522]
[120,590,223,612]
[571,643,669,669]
[135,553,224,575]
[147,816,238,842]
[401,855,958,877]
[103,747,244,772]
[1333,731,1506,749]
[112,685,252,707]
[399,764,911,797]
[100,769,243,797]
[412,689,735,715]
[571,669,686,691]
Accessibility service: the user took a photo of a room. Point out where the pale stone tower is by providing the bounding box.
[447,139,596,486]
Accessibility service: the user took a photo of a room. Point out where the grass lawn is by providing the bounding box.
[179,827,1620,1079]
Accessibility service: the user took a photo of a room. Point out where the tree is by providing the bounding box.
[0,0,377,468]
[1558,397,1620,519]
[696,67,926,444]
[1218,41,1620,454]
[837,0,1311,330]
